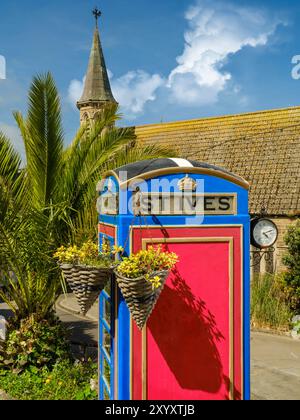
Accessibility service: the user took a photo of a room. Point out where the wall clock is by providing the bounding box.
[251,218,278,249]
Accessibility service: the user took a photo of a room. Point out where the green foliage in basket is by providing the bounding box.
[54,241,122,268]
[116,246,178,289]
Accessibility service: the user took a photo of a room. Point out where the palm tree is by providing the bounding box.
[0,73,175,321]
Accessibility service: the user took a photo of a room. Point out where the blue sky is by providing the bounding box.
[1,0,300,153]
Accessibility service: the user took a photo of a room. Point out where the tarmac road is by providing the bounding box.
[251,332,300,400]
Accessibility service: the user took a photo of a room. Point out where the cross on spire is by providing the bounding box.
[92,7,102,27]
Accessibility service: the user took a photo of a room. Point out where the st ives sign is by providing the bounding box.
[133,192,237,216]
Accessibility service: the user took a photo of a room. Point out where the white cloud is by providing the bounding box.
[68,77,85,107]
[111,70,164,119]
[167,0,283,105]
[107,69,113,80]
[0,122,25,160]
[67,0,284,118]
[68,71,164,120]
[0,55,6,80]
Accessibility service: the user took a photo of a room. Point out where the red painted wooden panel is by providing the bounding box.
[131,227,242,401]
[99,223,116,239]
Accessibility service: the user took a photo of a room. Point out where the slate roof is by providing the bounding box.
[135,107,300,216]
[77,27,116,108]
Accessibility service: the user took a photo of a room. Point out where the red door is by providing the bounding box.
[131,226,243,401]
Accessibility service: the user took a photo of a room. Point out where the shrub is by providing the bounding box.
[282,221,300,311]
[0,266,59,325]
[0,315,70,372]
[251,273,292,331]
[0,360,97,400]
[292,318,300,336]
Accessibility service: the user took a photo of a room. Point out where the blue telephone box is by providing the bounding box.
[97,158,250,401]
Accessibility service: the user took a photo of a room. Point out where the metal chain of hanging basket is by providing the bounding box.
[60,264,113,315]
[114,269,169,330]
[112,192,172,330]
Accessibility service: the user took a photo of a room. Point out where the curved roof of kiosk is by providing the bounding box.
[106,158,249,189]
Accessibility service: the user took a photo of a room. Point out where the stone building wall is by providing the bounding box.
[251,217,299,277]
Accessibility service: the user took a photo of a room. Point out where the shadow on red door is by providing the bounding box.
[148,269,237,399]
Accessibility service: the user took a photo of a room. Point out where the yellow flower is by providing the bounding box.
[117,247,178,280]
[149,276,162,290]
[112,245,124,255]
[101,243,111,256]
[45,378,51,385]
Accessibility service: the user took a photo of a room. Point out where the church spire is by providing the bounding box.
[77,8,117,123]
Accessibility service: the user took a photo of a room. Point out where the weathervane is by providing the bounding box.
[92,7,102,27]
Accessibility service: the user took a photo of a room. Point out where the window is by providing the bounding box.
[99,279,115,400]
[82,112,89,122]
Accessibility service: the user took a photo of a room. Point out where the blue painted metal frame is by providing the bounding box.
[99,171,251,401]
[99,280,115,400]
[98,231,116,401]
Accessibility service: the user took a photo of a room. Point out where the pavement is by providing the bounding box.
[251,332,300,400]
[56,294,98,346]
[1,295,300,400]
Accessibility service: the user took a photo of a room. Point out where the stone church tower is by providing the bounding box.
[77,9,117,125]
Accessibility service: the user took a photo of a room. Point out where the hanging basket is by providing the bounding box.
[114,270,169,330]
[60,264,113,315]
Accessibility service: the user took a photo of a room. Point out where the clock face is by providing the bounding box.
[252,219,278,249]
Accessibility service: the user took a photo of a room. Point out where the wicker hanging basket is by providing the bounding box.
[114,270,169,330]
[60,264,113,315]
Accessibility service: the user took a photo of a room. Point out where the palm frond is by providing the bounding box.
[0,73,179,324]
[14,73,64,209]
[0,266,58,321]
[0,134,28,262]
[72,141,177,238]
[0,132,21,180]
